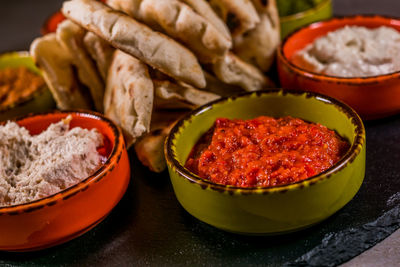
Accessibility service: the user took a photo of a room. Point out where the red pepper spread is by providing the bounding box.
[185,116,349,188]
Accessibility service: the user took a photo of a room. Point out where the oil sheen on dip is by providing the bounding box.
[185,116,349,188]
[292,26,400,77]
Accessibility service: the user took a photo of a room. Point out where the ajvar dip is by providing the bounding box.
[185,116,349,188]
[0,66,45,108]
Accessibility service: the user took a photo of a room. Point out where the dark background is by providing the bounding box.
[1,0,400,266]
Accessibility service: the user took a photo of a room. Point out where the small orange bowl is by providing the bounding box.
[277,15,400,120]
[0,110,130,251]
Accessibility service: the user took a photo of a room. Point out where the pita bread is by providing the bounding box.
[83,32,115,81]
[109,0,231,63]
[154,80,219,109]
[56,19,105,112]
[180,0,231,42]
[104,50,154,147]
[233,0,280,71]
[207,0,260,36]
[148,68,172,81]
[62,0,206,88]
[135,110,185,173]
[134,122,173,173]
[204,71,243,97]
[212,52,274,91]
[30,33,92,110]
[107,0,142,18]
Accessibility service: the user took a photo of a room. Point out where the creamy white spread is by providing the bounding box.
[0,117,103,207]
[293,26,400,77]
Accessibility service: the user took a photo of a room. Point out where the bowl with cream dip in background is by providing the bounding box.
[277,15,400,119]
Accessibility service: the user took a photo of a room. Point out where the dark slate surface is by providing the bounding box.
[1,0,400,266]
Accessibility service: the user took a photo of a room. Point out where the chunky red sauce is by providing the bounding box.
[185,116,349,188]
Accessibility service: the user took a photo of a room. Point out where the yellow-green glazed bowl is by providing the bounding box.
[0,51,55,121]
[278,0,332,39]
[165,90,365,235]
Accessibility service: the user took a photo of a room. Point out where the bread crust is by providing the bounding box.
[83,32,115,82]
[212,52,273,91]
[104,50,154,147]
[109,0,232,63]
[56,20,105,111]
[207,0,260,36]
[154,80,219,109]
[30,33,92,110]
[233,0,281,71]
[62,0,206,88]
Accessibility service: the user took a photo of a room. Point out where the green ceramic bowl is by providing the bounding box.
[0,51,55,121]
[165,90,365,235]
[278,0,332,39]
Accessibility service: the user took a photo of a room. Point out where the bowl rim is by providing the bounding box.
[0,51,50,114]
[165,89,365,194]
[278,14,400,82]
[0,110,124,214]
[279,0,332,22]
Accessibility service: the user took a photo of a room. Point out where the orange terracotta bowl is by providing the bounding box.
[0,110,130,251]
[277,15,400,120]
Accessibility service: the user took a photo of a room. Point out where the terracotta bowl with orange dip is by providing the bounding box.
[165,90,365,235]
[0,110,130,251]
[277,15,400,120]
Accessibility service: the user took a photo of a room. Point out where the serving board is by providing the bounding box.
[0,0,400,265]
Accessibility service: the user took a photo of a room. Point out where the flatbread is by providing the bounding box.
[104,50,154,147]
[180,0,231,42]
[135,110,186,173]
[233,0,280,71]
[107,0,142,18]
[56,19,105,112]
[207,0,260,36]
[154,80,219,109]
[212,52,274,91]
[83,32,115,82]
[134,122,173,173]
[62,0,206,88]
[30,33,92,110]
[109,0,231,63]
[204,71,243,97]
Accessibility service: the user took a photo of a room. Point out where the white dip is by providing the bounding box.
[0,117,103,207]
[293,26,400,77]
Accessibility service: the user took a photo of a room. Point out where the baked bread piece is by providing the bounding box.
[180,0,231,42]
[56,19,105,111]
[154,79,219,109]
[212,52,273,91]
[83,32,115,82]
[206,0,260,36]
[203,71,243,97]
[233,0,280,71]
[104,50,154,147]
[108,0,232,63]
[30,33,92,110]
[134,124,173,173]
[62,0,206,88]
[137,77,219,172]
[135,110,185,173]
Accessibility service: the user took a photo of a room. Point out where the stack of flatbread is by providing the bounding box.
[30,0,280,173]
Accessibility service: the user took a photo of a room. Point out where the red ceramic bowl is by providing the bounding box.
[277,15,400,120]
[0,110,130,251]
